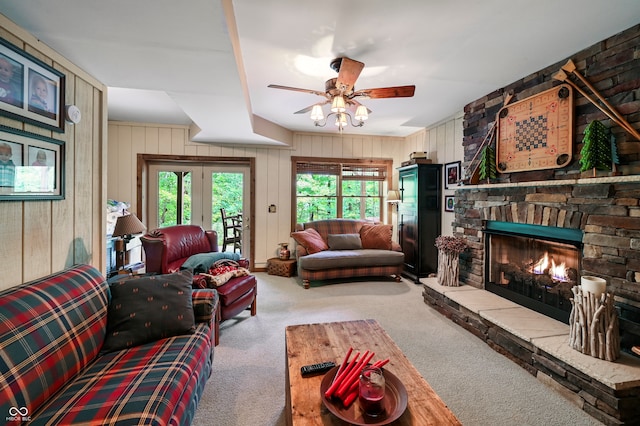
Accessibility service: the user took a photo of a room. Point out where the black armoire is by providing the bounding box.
[397,163,441,283]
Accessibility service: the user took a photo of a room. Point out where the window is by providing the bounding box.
[292,157,392,225]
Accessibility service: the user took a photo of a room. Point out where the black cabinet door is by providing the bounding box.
[398,164,441,282]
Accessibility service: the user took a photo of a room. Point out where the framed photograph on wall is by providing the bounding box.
[444,161,461,190]
[0,37,65,132]
[0,126,64,200]
[444,195,455,212]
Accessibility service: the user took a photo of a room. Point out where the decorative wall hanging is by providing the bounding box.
[444,195,455,212]
[496,84,573,173]
[0,126,65,201]
[444,161,460,189]
[0,37,65,133]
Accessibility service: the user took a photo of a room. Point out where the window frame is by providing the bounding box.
[291,156,393,229]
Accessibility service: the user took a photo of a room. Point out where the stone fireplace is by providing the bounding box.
[427,179,640,424]
[453,179,640,347]
[423,23,640,425]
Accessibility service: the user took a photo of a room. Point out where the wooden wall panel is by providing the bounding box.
[0,16,107,291]
[107,115,464,269]
[74,78,96,266]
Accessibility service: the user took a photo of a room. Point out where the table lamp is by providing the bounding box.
[387,190,401,209]
[112,212,146,269]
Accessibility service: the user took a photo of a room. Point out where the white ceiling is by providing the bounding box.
[1,0,639,146]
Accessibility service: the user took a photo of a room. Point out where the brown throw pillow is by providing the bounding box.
[360,224,393,250]
[291,228,328,254]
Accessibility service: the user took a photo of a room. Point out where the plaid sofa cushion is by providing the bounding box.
[0,264,109,420]
[31,323,213,425]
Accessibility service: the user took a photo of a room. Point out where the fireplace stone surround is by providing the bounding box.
[425,177,640,424]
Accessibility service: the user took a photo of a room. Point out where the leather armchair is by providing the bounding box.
[140,224,256,345]
[141,225,219,274]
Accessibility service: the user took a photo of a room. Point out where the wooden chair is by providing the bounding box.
[220,208,242,253]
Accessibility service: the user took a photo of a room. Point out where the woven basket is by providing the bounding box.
[267,259,296,277]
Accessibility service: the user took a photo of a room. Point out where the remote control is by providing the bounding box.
[300,361,336,377]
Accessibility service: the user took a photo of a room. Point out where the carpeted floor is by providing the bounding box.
[192,273,603,425]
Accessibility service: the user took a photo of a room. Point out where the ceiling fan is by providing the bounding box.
[268,57,415,130]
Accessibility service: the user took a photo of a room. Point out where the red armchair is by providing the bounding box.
[141,224,219,274]
[141,224,257,345]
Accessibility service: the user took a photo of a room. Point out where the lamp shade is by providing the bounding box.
[331,95,346,113]
[310,104,324,121]
[387,190,401,203]
[355,105,369,121]
[335,112,348,128]
[112,213,146,237]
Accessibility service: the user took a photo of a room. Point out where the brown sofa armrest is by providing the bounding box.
[295,245,308,258]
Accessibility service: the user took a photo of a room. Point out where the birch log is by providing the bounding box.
[569,285,620,361]
[437,250,460,286]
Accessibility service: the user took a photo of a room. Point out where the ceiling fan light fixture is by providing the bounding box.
[331,95,346,113]
[310,104,325,121]
[355,105,369,122]
[335,112,348,128]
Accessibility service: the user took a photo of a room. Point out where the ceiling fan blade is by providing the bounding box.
[335,57,364,93]
[268,84,328,98]
[294,100,329,115]
[352,85,416,99]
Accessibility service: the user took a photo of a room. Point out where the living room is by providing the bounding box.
[1,2,640,425]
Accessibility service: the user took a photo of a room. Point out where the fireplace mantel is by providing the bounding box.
[456,174,640,191]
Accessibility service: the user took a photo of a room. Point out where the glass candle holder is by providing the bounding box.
[359,366,385,416]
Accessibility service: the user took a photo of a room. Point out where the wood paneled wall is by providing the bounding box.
[0,15,107,291]
[108,121,463,268]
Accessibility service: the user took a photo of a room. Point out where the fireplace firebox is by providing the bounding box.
[484,221,583,324]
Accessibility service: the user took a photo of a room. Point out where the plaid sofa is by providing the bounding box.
[0,264,217,425]
[294,219,404,289]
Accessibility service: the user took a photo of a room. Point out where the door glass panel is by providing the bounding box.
[211,172,244,248]
[157,171,192,227]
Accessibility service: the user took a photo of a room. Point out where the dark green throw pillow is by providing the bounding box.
[102,270,195,353]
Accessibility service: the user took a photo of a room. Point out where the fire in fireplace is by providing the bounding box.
[484,221,583,323]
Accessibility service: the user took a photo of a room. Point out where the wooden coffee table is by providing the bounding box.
[285,319,461,425]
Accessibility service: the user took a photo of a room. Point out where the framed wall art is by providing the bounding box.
[444,161,460,190]
[0,126,64,201]
[0,37,65,132]
[444,195,455,212]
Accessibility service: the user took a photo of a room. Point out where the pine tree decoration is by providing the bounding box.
[580,120,612,175]
[478,145,496,183]
[610,132,620,173]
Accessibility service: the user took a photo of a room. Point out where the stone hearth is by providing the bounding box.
[423,278,640,425]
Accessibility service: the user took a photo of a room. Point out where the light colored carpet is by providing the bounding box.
[192,273,603,425]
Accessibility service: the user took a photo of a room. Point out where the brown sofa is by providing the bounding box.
[141,225,257,343]
[292,219,404,288]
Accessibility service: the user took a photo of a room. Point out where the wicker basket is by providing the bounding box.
[267,258,296,277]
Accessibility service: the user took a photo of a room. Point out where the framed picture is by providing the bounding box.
[0,37,65,132]
[444,161,461,189]
[0,126,64,200]
[444,195,455,212]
